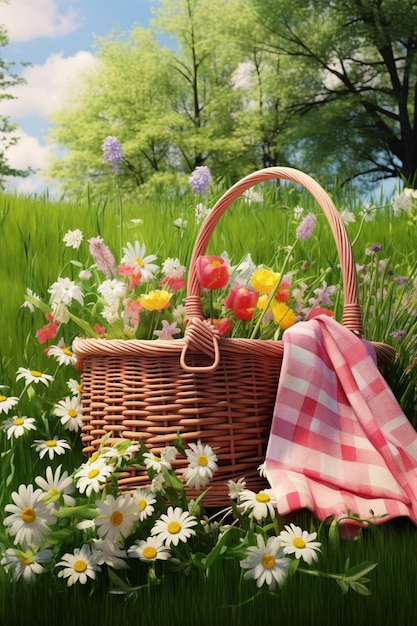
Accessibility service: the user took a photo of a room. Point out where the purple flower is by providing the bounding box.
[88,236,116,278]
[365,243,383,255]
[390,330,407,341]
[102,136,124,175]
[189,166,211,195]
[395,276,409,286]
[296,213,316,240]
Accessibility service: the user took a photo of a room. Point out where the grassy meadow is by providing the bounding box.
[1,174,417,625]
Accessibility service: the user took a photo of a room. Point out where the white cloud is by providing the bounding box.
[1,0,81,42]
[2,50,98,119]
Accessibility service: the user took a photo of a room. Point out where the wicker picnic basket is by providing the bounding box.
[72,166,394,506]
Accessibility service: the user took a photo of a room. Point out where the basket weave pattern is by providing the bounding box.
[73,166,393,506]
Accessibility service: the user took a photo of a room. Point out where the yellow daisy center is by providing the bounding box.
[135,256,145,268]
[88,469,100,479]
[19,556,34,566]
[153,455,161,462]
[62,348,73,357]
[197,454,208,467]
[30,370,42,377]
[89,451,100,464]
[110,511,124,527]
[255,493,270,503]
[262,553,276,569]
[167,521,181,534]
[138,498,147,512]
[21,507,36,524]
[74,559,88,573]
[45,439,57,448]
[0,395,7,402]
[142,546,157,560]
[68,409,78,418]
[292,537,306,549]
[13,418,24,426]
[48,488,59,496]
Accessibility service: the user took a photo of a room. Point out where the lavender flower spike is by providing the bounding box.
[296,213,316,240]
[189,166,211,195]
[102,136,124,175]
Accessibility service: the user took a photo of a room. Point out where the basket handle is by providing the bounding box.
[181,166,362,371]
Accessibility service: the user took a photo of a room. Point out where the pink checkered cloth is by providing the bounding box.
[265,314,417,526]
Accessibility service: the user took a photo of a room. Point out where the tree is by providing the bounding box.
[250,0,417,187]
[0,22,32,187]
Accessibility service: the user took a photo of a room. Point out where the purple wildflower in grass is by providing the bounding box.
[296,213,316,240]
[102,136,124,175]
[365,243,383,255]
[189,166,211,195]
[88,237,116,278]
[395,276,409,286]
[390,330,407,340]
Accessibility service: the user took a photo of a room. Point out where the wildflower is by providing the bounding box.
[63,229,83,249]
[118,264,142,289]
[101,301,121,324]
[4,484,56,548]
[154,320,181,340]
[79,269,92,280]
[151,506,197,547]
[365,242,383,255]
[102,135,124,175]
[88,236,116,278]
[189,165,211,194]
[121,242,159,281]
[278,523,322,565]
[93,323,106,337]
[128,535,171,562]
[48,277,84,307]
[150,473,166,494]
[22,288,41,312]
[16,367,54,387]
[182,466,211,490]
[51,301,70,324]
[239,489,277,521]
[67,378,81,396]
[390,329,407,340]
[31,437,71,461]
[393,188,416,214]
[395,276,408,286]
[270,300,296,330]
[173,217,187,229]
[143,452,172,473]
[296,212,316,240]
[234,253,257,281]
[132,488,157,521]
[196,255,230,289]
[35,465,76,508]
[36,320,59,344]
[172,304,186,325]
[249,267,279,294]
[243,188,263,205]
[139,290,171,311]
[3,415,37,440]
[161,257,186,279]
[54,396,83,432]
[75,461,113,497]
[185,441,218,480]
[97,279,127,304]
[101,440,139,466]
[94,493,138,542]
[340,209,356,224]
[56,544,100,587]
[0,394,19,414]
[240,534,290,590]
[1,546,53,583]
[161,446,177,464]
[294,205,304,220]
[228,477,247,499]
[195,202,211,224]
[91,538,128,569]
[47,343,76,366]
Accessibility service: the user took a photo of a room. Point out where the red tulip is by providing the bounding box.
[211,318,232,337]
[232,287,258,321]
[195,255,230,289]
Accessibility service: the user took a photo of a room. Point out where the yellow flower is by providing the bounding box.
[249,268,280,294]
[139,290,171,311]
[270,301,296,330]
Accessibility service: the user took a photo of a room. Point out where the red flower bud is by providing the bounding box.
[232,287,258,321]
[195,255,230,289]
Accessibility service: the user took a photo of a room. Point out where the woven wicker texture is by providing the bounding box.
[73,166,394,506]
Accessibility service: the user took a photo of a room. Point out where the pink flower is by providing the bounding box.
[88,237,116,278]
[154,320,181,340]
[94,323,106,336]
[296,213,316,240]
[118,264,142,289]
[123,298,142,332]
[36,322,59,344]
[159,276,186,291]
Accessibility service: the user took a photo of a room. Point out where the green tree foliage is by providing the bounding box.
[0,22,32,187]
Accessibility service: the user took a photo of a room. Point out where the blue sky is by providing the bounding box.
[1,0,157,193]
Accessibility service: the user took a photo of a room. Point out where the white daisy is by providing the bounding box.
[150,473,166,494]
[91,538,128,569]
[228,477,247,500]
[121,242,159,281]
[161,446,177,464]
[97,278,127,303]
[48,277,84,306]
[0,394,19,414]
[151,506,197,547]
[173,217,187,229]
[278,524,322,565]
[101,302,120,324]
[16,367,54,387]
[31,437,71,460]
[239,489,277,522]
[21,288,41,312]
[3,415,36,439]
[63,228,83,249]
[67,378,82,396]
[47,344,77,366]
[4,484,56,548]
[54,396,83,432]
[132,488,157,521]
[1,546,53,583]
[35,464,76,508]
[75,461,113,497]
[101,440,139,466]
[161,257,186,279]
[94,493,138,542]
[56,544,99,586]
[143,451,172,473]
[185,441,218,480]
[182,466,211,491]
[128,534,171,562]
[240,534,290,590]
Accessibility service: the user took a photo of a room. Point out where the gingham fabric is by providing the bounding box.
[265,315,417,525]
